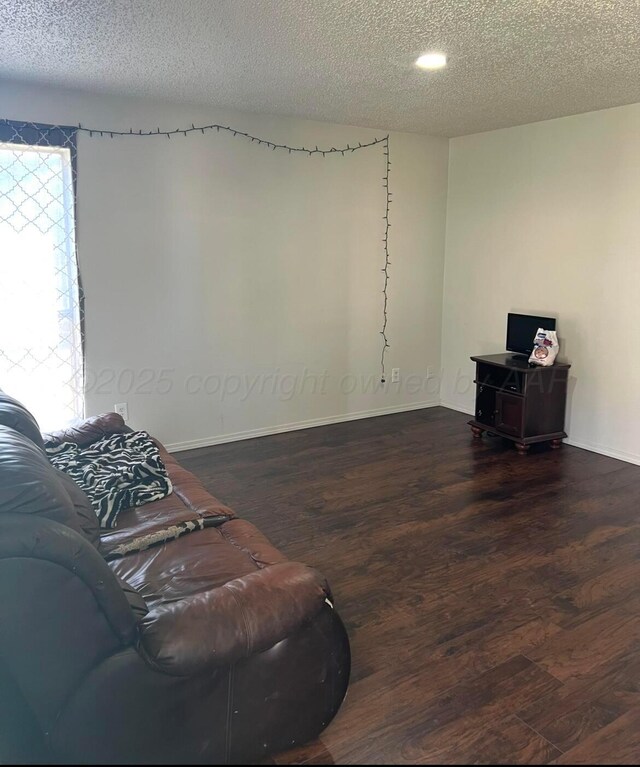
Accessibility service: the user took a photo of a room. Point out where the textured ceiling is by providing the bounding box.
[0,0,639,136]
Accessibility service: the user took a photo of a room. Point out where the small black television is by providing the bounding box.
[507,313,556,359]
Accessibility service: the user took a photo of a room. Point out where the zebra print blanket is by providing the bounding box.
[46,431,173,528]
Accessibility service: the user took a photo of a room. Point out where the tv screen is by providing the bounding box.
[507,313,556,356]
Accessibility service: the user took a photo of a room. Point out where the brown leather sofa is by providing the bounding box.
[0,391,350,764]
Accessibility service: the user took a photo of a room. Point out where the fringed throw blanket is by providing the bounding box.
[46,431,173,528]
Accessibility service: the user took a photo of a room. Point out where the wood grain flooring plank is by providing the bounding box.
[527,603,640,682]
[553,706,640,764]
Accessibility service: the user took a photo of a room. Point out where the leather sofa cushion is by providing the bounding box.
[0,391,45,451]
[115,574,149,620]
[159,446,234,521]
[109,519,287,609]
[100,445,234,556]
[54,468,101,550]
[43,412,127,448]
[0,425,93,542]
[42,410,233,556]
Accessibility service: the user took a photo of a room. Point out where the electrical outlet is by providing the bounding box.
[391,368,400,383]
[114,402,129,421]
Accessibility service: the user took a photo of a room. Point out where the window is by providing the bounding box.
[0,135,83,430]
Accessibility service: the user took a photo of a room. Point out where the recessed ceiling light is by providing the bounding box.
[415,52,447,70]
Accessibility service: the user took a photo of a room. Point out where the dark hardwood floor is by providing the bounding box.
[179,406,640,765]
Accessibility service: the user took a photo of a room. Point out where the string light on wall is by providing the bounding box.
[75,121,393,382]
[381,135,391,383]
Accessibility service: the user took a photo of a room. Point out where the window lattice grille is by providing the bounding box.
[0,121,83,430]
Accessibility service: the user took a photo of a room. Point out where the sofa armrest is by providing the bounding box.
[138,562,330,676]
[43,412,129,447]
[0,513,138,645]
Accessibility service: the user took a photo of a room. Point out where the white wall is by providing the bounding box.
[442,103,640,464]
[0,80,449,449]
[5,82,635,463]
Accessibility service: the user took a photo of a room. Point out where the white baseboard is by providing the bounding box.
[167,397,640,467]
[166,399,440,453]
[564,438,640,467]
[438,400,640,466]
[439,400,474,417]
